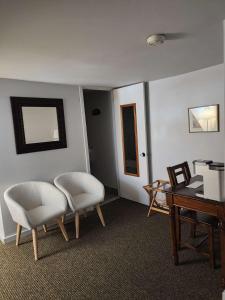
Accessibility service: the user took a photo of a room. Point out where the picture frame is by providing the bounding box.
[11,97,67,154]
[188,104,219,133]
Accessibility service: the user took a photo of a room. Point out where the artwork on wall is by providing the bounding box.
[11,97,67,154]
[188,104,219,133]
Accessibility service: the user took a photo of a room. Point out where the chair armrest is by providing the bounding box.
[40,183,68,212]
[4,197,31,229]
[84,175,105,199]
[54,181,75,212]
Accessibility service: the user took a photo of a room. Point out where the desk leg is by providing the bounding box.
[220,221,225,288]
[169,205,179,265]
[175,207,181,250]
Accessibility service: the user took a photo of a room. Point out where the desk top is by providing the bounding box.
[165,175,225,205]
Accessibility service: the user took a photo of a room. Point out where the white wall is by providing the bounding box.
[1,65,223,241]
[224,21,225,197]
[0,79,87,241]
[83,90,117,188]
[149,64,224,180]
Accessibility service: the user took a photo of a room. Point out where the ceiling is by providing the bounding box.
[0,0,225,87]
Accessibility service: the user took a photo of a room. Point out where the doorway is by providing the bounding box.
[83,89,119,203]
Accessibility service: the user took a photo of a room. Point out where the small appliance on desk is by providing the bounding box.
[193,159,225,201]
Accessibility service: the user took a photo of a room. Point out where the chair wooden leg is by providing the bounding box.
[208,226,215,269]
[96,204,106,227]
[16,224,22,246]
[43,225,47,233]
[61,215,65,224]
[32,228,38,261]
[190,223,196,238]
[57,218,69,242]
[75,212,79,239]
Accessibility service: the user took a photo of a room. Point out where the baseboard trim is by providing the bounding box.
[2,214,77,244]
[120,197,149,206]
[103,196,119,205]
[0,207,102,245]
[2,228,31,244]
[1,201,113,245]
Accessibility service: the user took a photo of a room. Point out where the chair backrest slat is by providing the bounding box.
[167,161,191,188]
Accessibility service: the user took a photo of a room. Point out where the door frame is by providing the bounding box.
[79,86,91,173]
[79,84,150,200]
[79,86,120,193]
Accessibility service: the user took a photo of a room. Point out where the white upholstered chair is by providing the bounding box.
[54,172,106,239]
[4,181,69,261]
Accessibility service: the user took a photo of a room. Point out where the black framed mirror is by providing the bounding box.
[11,97,67,154]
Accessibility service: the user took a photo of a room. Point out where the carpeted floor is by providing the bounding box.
[0,199,222,300]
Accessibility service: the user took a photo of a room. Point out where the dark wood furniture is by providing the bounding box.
[165,175,225,287]
[167,161,191,187]
[143,180,170,217]
[167,162,217,269]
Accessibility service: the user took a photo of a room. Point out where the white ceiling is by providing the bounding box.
[0,0,225,87]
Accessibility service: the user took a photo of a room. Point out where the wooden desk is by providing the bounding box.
[165,175,225,288]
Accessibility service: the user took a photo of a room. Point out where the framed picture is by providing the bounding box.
[188,104,219,133]
[11,97,67,154]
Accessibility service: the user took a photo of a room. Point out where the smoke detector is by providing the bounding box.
[146,34,166,46]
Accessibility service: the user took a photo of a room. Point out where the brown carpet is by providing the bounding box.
[0,199,222,300]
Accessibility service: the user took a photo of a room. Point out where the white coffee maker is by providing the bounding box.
[193,159,225,202]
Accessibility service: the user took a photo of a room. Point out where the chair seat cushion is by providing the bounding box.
[72,193,102,211]
[27,205,64,227]
[180,209,196,218]
[196,212,218,226]
[180,209,218,226]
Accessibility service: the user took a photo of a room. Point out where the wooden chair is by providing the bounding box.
[167,161,191,188]
[167,161,218,269]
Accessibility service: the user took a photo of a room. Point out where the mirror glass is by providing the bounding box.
[22,107,59,144]
[121,104,139,176]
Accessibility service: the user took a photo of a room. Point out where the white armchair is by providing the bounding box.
[54,172,106,239]
[4,181,69,261]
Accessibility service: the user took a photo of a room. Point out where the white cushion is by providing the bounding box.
[27,205,65,227]
[71,193,102,211]
[4,181,68,229]
[54,172,105,212]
